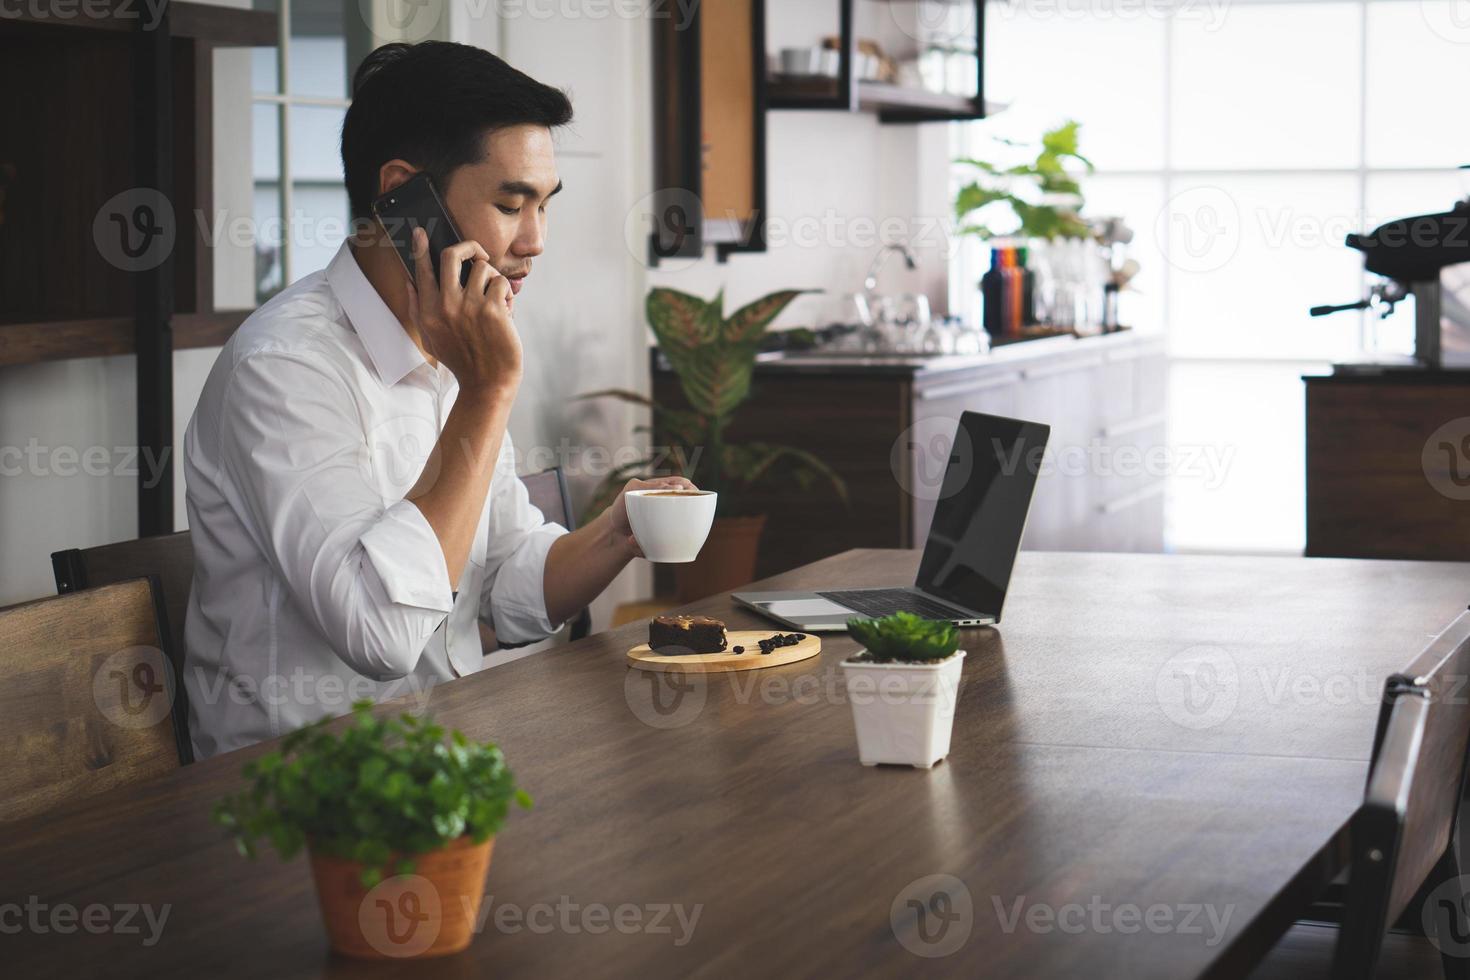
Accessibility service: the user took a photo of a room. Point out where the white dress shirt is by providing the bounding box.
[182,242,565,759]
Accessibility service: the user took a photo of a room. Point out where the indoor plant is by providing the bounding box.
[213,702,531,959]
[840,612,967,769]
[581,287,847,600]
[953,119,1094,241]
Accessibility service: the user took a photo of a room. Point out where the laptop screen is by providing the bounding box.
[914,412,1050,619]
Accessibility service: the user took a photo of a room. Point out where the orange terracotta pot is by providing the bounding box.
[308,835,494,959]
[674,514,767,603]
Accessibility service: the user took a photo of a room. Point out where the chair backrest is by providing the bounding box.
[0,578,186,823]
[53,529,193,672]
[518,467,591,642]
[1333,610,1470,979]
[52,530,194,761]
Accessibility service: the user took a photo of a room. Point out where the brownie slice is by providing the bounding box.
[649,615,727,654]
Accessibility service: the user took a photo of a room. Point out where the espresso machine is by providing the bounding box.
[1311,193,1470,369]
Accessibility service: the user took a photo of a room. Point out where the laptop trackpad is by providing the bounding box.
[754,598,854,618]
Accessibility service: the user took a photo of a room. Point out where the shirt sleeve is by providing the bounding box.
[479,437,570,645]
[214,351,454,680]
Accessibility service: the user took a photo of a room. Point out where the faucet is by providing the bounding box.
[863,242,918,294]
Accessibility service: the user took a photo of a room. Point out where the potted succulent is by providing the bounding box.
[840,613,967,769]
[213,702,531,959]
[581,287,847,601]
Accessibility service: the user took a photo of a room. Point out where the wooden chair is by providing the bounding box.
[52,530,193,679]
[518,466,592,642]
[1252,610,1470,979]
[0,578,187,823]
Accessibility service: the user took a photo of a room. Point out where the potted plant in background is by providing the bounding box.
[953,118,1094,241]
[841,613,967,769]
[580,287,847,601]
[213,702,531,959]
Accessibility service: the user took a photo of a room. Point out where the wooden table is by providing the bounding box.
[4,550,1469,978]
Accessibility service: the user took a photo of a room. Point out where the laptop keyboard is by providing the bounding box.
[817,589,975,621]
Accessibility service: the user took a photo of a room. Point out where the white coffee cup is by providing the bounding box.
[625,489,718,563]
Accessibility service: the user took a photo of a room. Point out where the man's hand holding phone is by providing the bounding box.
[407,226,523,396]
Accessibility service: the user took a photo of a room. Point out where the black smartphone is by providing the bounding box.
[370,172,473,288]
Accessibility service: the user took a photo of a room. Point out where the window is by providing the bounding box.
[251,0,354,304]
[955,0,1470,553]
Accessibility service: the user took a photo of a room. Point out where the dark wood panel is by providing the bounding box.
[0,31,136,322]
[2,551,1467,977]
[1306,379,1470,560]
[652,368,908,578]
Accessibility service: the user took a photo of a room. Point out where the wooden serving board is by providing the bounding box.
[627,630,821,673]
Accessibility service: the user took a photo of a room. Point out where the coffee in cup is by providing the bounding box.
[625,489,717,563]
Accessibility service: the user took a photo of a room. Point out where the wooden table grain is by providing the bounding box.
[4,550,1469,978]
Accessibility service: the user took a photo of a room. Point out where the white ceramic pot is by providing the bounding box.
[840,651,966,769]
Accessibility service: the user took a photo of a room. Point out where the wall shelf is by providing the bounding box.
[769,77,989,123]
[762,0,986,124]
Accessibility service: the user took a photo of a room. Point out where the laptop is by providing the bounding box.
[733,411,1050,632]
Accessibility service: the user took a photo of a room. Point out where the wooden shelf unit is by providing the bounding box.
[0,3,278,533]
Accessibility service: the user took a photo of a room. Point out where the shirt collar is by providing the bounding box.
[326,242,427,387]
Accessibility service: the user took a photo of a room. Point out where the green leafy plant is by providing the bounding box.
[847,612,960,664]
[954,120,1095,241]
[579,287,847,518]
[213,702,531,887]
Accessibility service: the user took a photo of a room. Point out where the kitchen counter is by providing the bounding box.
[748,328,1158,378]
[652,329,1169,581]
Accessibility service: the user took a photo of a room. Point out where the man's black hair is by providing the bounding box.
[341,41,573,219]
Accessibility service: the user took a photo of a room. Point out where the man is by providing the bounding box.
[182,41,691,758]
